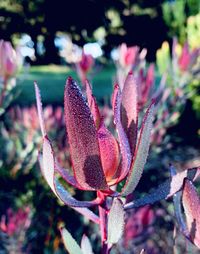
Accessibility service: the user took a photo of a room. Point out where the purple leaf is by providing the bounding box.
[124,167,200,210]
[121,72,138,155]
[122,100,155,196]
[64,77,108,190]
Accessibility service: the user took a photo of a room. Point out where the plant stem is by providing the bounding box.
[97,191,110,254]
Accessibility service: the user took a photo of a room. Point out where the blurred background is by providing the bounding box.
[0,0,200,253]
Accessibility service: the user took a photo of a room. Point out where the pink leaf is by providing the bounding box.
[182,179,200,249]
[121,72,138,155]
[97,123,119,183]
[64,77,108,190]
[122,100,155,196]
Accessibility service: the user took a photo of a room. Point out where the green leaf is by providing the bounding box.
[81,235,94,254]
[122,101,155,196]
[60,227,83,254]
[107,198,124,245]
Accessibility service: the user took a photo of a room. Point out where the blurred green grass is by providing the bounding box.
[15,65,115,106]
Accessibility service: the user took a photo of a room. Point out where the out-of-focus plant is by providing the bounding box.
[75,51,94,84]
[186,13,200,118]
[60,38,94,84]
[113,43,143,90]
[0,104,68,177]
[123,205,155,247]
[35,74,200,253]
[0,39,20,116]
[0,206,31,253]
[153,37,200,146]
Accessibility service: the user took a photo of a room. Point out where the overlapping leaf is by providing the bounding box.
[182,179,200,248]
[85,80,101,128]
[121,72,138,155]
[122,100,155,196]
[113,84,131,182]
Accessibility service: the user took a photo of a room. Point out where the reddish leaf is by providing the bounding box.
[112,84,131,182]
[85,80,101,128]
[182,179,200,249]
[122,100,155,196]
[97,123,119,183]
[64,77,108,190]
[121,72,138,155]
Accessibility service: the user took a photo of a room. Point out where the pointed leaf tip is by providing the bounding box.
[182,179,200,249]
[81,235,94,254]
[122,101,155,196]
[85,79,101,128]
[34,82,46,137]
[60,227,83,254]
[108,198,125,245]
[64,77,108,190]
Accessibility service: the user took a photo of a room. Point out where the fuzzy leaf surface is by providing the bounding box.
[108,198,125,245]
[121,72,138,155]
[122,101,155,196]
[64,77,108,190]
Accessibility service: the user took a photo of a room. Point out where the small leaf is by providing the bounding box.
[81,235,94,254]
[108,198,124,245]
[124,167,200,210]
[64,77,108,190]
[60,227,83,254]
[182,179,200,249]
[122,100,155,196]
